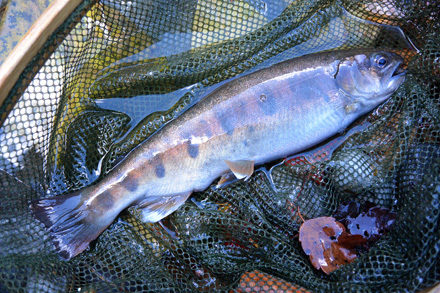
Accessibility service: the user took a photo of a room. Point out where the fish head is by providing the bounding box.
[336,51,406,112]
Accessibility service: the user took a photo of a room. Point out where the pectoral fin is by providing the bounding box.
[133,192,192,223]
[225,160,254,180]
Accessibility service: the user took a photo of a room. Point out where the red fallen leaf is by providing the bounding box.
[299,216,367,274]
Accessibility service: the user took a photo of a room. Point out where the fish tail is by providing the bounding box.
[30,188,109,260]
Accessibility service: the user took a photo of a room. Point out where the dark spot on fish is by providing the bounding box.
[248,125,255,133]
[216,110,235,136]
[153,155,166,178]
[98,191,114,210]
[187,141,199,158]
[258,92,276,116]
[121,171,139,192]
[155,163,166,178]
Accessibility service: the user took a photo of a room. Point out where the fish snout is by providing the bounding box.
[383,55,406,94]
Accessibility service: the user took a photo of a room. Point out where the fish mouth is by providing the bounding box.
[385,59,406,91]
[392,61,405,77]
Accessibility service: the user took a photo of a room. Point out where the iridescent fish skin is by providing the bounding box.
[31,49,405,259]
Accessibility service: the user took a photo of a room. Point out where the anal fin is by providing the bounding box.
[225,160,254,181]
[133,192,192,223]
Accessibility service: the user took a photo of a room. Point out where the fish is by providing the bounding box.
[30,49,406,260]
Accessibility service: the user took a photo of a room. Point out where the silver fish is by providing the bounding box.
[31,49,405,259]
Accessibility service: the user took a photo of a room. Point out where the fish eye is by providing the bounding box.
[374,55,388,68]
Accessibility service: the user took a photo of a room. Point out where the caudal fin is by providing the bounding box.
[30,190,109,260]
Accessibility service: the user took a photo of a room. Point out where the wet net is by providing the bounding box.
[0,0,439,292]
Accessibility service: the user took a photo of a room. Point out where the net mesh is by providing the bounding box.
[1,0,439,291]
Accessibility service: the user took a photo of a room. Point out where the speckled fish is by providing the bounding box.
[31,49,405,259]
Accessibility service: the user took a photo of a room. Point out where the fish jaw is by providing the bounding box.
[382,58,406,96]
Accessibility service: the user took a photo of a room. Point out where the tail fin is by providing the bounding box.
[30,190,109,260]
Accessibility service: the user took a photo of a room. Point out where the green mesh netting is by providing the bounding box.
[0,0,439,292]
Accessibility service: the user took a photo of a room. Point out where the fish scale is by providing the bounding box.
[30,49,405,259]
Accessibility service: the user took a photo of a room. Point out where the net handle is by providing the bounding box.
[0,0,82,108]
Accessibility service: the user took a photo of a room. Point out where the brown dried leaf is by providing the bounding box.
[299,216,367,274]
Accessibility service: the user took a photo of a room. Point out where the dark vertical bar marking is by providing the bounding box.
[153,155,166,178]
[187,141,199,158]
[120,170,140,192]
[97,190,114,210]
[216,109,235,135]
